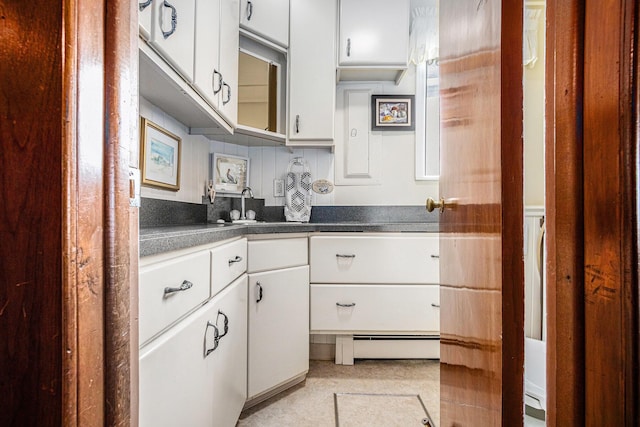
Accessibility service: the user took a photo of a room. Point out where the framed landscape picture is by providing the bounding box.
[371,95,415,131]
[211,153,250,194]
[140,117,181,191]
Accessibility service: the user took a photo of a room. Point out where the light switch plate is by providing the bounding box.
[273,179,284,197]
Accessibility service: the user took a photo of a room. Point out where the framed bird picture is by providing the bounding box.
[210,153,250,194]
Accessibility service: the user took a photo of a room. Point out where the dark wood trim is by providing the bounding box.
[1,1,64,425]
[501,0,525,424]
[544,0,586,425]
[104,0,138,425]
[64,0,108,425]
[583,0,638,423]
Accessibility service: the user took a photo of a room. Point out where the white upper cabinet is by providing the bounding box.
[287,0,336,145]
[149,0,196,82]
[218,0,240,126]
[239,0,290,47]
[337,0,410,83]
[193,0,222,108]
[138,0,153,40]
[193,0,239,127]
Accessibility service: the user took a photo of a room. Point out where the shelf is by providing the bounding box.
[336,66,408,86]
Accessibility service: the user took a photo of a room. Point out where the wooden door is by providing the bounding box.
[438,1,524,425]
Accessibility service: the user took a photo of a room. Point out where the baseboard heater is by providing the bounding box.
[352,335,440,360]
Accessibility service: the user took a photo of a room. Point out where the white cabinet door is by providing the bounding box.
[150,0,196,82]
[139,275,247,427]
[138,0,154,40]
[193,0,222,108]
[338,0,409,66]
[139,298,217,427]
[248,266,309,399]
[240,0,290,47]
[210,275,248,427]
[287,0,336,143]
[217,0,240,126]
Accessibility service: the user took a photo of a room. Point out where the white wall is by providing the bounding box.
[141,64,438,207]
[523,5,546,207]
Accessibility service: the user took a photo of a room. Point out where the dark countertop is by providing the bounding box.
[140,222,439,257]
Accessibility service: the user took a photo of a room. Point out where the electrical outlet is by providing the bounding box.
[273,179,284,197]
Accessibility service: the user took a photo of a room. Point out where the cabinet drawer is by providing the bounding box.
[310,284,439,334]
[248,237,308,273]
[211,238,247,296]
[139,250,211,345]
[310,235,439,284]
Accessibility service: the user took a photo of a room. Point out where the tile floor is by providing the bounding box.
[237,359,545,427]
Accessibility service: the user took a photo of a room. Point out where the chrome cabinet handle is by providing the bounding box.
[431,303,440,308]
[216,310,229,339]
[161,0,178,39]
[247,0,253,20]
[139,0,152,11]
[430,254,439,259]
[204,321,220,357]
[163,280,193,297]
[212,69,223,94]
[223,82,231,105]
[295,115,300,133]
[228,255,243,266]
[336,254,356,258]
[336,302,356,308]
[346,38,351,57]
[256,282,263,303]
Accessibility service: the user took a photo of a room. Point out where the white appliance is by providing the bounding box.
[524,207,546,411]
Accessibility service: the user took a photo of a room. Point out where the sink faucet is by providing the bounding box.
[240,187,254,220]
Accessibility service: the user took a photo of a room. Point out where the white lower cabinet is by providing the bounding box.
[247,265,309,401]
[139,274,247,427]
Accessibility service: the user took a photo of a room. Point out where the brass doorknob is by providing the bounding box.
[426,197,446,213]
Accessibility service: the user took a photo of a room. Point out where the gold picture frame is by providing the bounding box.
[140,117,181,191]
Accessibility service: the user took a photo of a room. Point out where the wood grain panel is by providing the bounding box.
[0,1,64,425]
[104,0,138,425]
[583,0,638,423]
[544,0,585,425]
[439,0,524,425]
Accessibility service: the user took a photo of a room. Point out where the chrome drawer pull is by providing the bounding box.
[217,310,229,339]
[228,255,243,266]
[256,282,263,303]
[430,254,439,259]
[336,302,356,308]
[204,321,220,357]
[163,280,193,297]
[431,303,440,308]
[161,0,178,39]
[336,254,356,258]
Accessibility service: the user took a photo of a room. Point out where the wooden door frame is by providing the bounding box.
[61,0,138,425]
[545,0,639,424]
